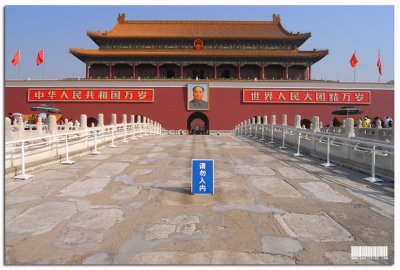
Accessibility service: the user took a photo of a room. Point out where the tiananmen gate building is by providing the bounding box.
[5,14,394,133]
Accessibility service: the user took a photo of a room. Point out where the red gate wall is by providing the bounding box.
[5,84,394,130]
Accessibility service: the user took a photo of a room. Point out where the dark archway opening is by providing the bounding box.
[187,112,209,135]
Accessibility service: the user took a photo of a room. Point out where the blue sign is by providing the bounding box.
[191,159,214,195]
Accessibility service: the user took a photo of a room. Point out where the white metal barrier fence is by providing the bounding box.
[5,122,162,180]
[235,122,394,182]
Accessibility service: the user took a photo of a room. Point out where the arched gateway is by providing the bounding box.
[187,112,209,135]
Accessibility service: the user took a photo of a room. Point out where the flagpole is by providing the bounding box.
[378,49,381,83]
[18,48,21,79]
[42,48,44,80]
[350,49,357,82]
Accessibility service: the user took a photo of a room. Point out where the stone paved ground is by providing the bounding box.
[4,134,394,265]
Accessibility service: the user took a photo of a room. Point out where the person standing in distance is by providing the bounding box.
[189,85,208,110]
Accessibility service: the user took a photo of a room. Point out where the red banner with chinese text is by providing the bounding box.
[243,89,370,104]
[28,89,154,102]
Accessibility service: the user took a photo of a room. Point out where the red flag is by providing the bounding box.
[11,49,20,66]
[36,49,44,65]
[377,52,382,75]
[349,50,358,68]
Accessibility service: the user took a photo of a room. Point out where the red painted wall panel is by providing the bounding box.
[5,85,394,130]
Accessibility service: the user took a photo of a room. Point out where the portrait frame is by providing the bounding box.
[187,83,210,111]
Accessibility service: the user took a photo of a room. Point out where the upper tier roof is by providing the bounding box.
[87,13,311,40]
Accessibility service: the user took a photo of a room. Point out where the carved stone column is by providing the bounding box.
[294,115,301,129]
[271,115,276,125]
[261,63,265,80]
[86,62,89,79]
[98,113,104,127]
[80,114,87,130]
[111,114,117,125]
[344,118,355,138]
[263,115,268,125]
[49,115,57,134]
[281,114,287,126]
[311,116,320,132]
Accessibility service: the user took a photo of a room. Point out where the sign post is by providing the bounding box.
[191,159,214,195]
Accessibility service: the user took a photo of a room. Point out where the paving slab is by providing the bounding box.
[55,208,123,249]
[274,212,355,242]
[301,182,352,203]
[7,202,77,236]
[251,176,304,198]
[58,177,111,197]
[261,235,303,257]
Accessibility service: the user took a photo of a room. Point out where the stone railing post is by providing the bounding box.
[98,113,104,127]
[80,114,87,130]
[111,114,117,125]
[122,114,127,124]
[255,116,261,137]
[376,119,382,129]
[63,118,69,130]
[375,119,382,140]
[294,115,301,129]
[74,120,80,129]
[18,117,25,138]
[281,114,287,126]
[5,117,12,139]
[357,119,362,128]
[130,115,135,124]
[143,117,147,135]
[344,118,355,138]
[271,115,276,125]
[49,115,57,135]
[261,115,267,140]
[311,116,320,132]
[263,115,268,125]
[37,117,43,135]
